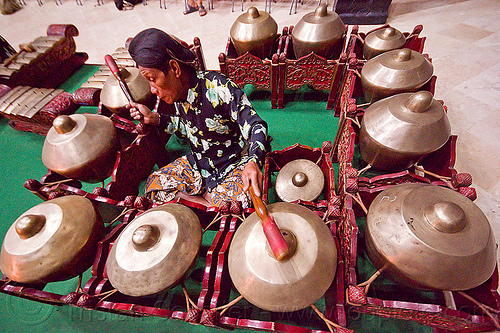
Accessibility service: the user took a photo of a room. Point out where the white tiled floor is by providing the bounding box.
[2,0,499,261]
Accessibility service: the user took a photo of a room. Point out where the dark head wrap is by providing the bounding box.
[128,28,197,70]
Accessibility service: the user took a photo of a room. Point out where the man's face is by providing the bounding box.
[139,65,182,104]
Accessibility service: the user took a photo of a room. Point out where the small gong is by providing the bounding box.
[275,159,325,202]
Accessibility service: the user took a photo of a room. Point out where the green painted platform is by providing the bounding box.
[0,65,430,333]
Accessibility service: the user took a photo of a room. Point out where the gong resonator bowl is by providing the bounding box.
[363,26,406,60]
[275,159,325,202]
[230,6,278,60]
[106,203,202,297]
[100,66,153,115]
[361,48,433,103]
[1,195,104,283]
[365,183,496,291]
[228,202,337,312]
[291,4,345,59]
[359,91,451,172]
[42,113,119,183]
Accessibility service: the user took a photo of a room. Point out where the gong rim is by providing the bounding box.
[106,203,202,297]
[361,92,451,154]
[228,202,337,312]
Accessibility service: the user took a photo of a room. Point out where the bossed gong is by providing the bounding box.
[363,26,406,60]
[359,91,451,171]
[361,48,433,103]
[106,203,202,297]
[228,202,337,312]
[100,66,153,115]
[366,183,496,291]
[230,7,278,60]
[1,195,104,283]
[291,4,346,59]
[42,114,118,183]
[275,159,325,202]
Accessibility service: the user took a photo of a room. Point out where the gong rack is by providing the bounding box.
[2,142,349,333]
[218,26,356,111]
[0,85,100,135]
[79,197,345,333]
[333,65,472,201]
[0,24,87,89]
[329,26,500,330]
[218,30,284,109]
[262,141,340,218]
[275,25,351,110]
[334,119,499,332]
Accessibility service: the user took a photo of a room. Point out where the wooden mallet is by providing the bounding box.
[104,54,134,102]
[3,43,35,67]
[248,185,290,261]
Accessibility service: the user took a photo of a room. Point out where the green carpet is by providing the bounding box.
[0,65,430,333]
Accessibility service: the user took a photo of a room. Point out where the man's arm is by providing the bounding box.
[229,84,271,197]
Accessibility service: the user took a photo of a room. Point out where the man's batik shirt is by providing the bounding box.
[157,70,271,190]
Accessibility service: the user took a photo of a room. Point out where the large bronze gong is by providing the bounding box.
[291,4,345,59]
[42,114,119,183]
[230,7,278,59]
[1,195,104,283]
[361,48,433,102]
[359,91,451,171]
[365,183,496,291]
[106,203,202,297]
[228,202,337,312]
[275,159,324,202]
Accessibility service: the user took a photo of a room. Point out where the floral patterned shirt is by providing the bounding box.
[156,71,270,190]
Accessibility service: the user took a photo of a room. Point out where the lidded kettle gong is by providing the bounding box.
[359,91,451,171]
[42,114,119,183]
[363,26,406,60]
[365,183,496,291]
[361,48,433,102]
[230,7,278,59]
[291,4,345,59]
[100,66,153,115]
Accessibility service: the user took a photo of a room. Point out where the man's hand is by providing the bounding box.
[127,101,160,125]
[242,160,263,197]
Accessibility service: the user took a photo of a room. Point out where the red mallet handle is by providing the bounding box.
[104,54,134,102]
[248,186,290,261]
[104,54,120,78]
